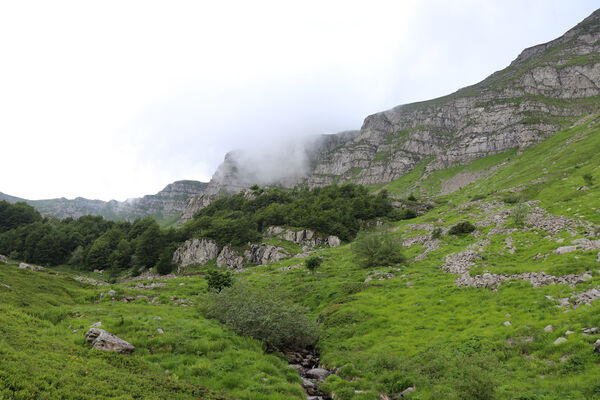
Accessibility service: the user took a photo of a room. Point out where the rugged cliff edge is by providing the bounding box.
[180,9,600,223]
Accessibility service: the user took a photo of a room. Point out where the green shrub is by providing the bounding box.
[501,193,522,204]
[352,230,406,268]
[583,173,594,186]
[511,202,529,227]
[407,193,417,201]
[203,283,318,351]
[448,221,476,235]
[431,227,442,240]
[388,208,417,221]
[206,270,234,292]
[304,256,323,272]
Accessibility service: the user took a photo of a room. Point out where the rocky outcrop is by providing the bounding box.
[0,254,8,264]
[85,328,135,354]
[172,238,291,270]
[244,244,289,265]
[265,226,341,247]
[216,245,245,270]
[18,262,43,271]
[172,238,219,269]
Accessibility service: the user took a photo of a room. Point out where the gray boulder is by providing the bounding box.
[85,328,135,354]
[0,254,8,264]
[18,262,43,271]
[305,368,330,381]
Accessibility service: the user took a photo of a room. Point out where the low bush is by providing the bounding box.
[511,202,529,227]
[448,221,476,235]
[352,230,406,268]
[305,255,323,272]
[203,283,318,351]
[431,227,442,240]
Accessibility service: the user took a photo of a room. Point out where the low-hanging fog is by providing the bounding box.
[1,0,598,201]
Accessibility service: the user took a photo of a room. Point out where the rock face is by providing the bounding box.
[244,244,289,265]
[85,328,135,354]
[265,226,341,247]
[172,238,219,269]
[216,245,245,270]
[179,10,600,220]
[172,239,290,270]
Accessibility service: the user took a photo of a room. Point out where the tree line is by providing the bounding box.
[0,184,415,272]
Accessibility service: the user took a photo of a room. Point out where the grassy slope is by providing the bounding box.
[240,115,600,399]
[2,116,600,399]
[0,266,303,400]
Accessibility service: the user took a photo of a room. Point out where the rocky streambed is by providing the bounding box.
[286,350,333,399]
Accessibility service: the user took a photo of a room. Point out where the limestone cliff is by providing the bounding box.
[181,9,600,221]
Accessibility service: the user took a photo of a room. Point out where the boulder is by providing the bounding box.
[594,339,600,353]
[172,238,219,269]
[305,368,330,381]
[544,324,553,332]
[553,337,567,345]
[85,328,135,354]
[18,262,43,271]
[555,246,578,255]
[216,245,245,270]
[327,235,341,247]
[0,254,8,264]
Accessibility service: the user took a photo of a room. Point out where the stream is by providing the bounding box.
[286,349,333,399]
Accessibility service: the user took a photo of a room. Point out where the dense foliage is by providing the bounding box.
[203,283,318,351]
[185,184,413,246]
[0,201,182,270]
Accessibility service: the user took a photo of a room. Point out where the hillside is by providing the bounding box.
[1,180,208,225]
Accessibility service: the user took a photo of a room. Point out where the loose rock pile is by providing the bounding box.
[455,271,593,290]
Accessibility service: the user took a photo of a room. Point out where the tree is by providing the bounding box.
[206,270,233,292]
[305,255,322,273]
[135,223,163,268]
[156,247,175,275]
[352,230,406,268]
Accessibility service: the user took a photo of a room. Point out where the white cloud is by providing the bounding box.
[0,0,597,200]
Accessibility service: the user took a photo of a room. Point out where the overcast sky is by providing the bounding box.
[1,0,598,201]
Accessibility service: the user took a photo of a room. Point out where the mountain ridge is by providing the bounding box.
[1,179,208,223]
[179,8,600,223]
